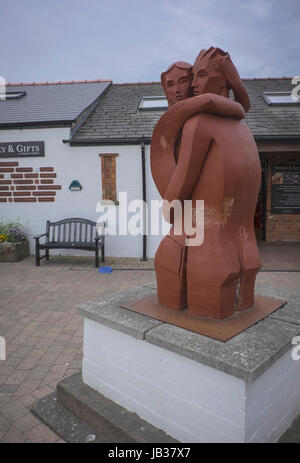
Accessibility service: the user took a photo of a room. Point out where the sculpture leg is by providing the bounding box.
[186,239,240,319]
[236,233,261,311]
[155,235,187,310]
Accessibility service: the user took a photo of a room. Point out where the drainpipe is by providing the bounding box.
[141,142,147,261]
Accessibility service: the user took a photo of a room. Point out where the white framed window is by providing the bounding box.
[263,92,300,105]
[139,96,168,110]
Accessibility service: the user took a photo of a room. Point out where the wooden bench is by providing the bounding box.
[34,218,105,267]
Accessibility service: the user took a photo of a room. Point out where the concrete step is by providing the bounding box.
[32,372,177,443]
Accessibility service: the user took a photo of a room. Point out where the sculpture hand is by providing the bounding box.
[215,53,241,89]
[215,53,250,112]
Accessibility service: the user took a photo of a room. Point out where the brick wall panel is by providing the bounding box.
[40,173,56,178]
[38,197,55,202]
[37,185,61,190]
[25,173,39,178]
[14,197,36,202]
[0,168,14,172]
[13,180,34,185]
[99,153,118,202]
[16,167,33,173]
[16,186,36,190]
[33,191,56,196]
[0,162,18,167]
[13,192,31,197]
[40,179,54,184]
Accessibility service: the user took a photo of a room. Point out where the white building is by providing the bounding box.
[0,80,167,259]
[1,77,300,259]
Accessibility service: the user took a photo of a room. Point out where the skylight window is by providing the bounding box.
[2,91,26,100]
[263,92,300,105]
[139,96,168,110]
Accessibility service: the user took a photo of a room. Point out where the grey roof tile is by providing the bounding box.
[0,81,111,126]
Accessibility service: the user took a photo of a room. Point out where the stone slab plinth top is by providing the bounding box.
[77,284,300,382]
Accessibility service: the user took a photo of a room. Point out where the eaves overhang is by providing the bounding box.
[64,137,152,146]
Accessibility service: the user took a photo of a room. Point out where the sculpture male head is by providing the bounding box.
[161,61,193,106]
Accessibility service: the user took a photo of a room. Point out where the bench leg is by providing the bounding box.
[35,240,40,266]
[102,245,105,262]
[95,245,99,268]
[45,249,49,261]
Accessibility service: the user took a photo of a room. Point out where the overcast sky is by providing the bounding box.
[1,0,299,84]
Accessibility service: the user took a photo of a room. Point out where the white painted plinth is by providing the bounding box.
[82,318,300,443]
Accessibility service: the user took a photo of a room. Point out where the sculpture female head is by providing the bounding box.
[161,61,193,106]
[192,47,231,97]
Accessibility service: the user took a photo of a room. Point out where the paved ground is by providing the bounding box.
[258,241,300,271]
[0,244,299,443]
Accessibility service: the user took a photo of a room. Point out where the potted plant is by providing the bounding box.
[0,219,30,262]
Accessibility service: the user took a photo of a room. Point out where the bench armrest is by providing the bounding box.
[96,221,105,241]
[34,233,48,241]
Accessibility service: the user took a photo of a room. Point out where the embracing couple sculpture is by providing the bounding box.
[150,47,262,319]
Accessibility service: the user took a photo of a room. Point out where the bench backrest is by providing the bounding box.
[45,218,103,244]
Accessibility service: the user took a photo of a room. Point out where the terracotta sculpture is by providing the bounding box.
[151,47,261,319]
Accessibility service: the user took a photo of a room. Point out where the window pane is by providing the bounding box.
[3,92,26,100]
[140,97,168,109]
[264,93,299,104]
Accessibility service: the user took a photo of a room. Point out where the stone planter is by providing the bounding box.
[0,240,30,262]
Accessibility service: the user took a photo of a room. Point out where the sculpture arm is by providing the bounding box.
[231,79,250,113]
[217,53,251,112]
[150,94,244,198]
[156,93,244,147]
[164,115,212,211]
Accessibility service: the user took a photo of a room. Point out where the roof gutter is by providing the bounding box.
[0,120,73,130]
[254,135,300,142]
[64,135,300,146]
[63,137,152,146]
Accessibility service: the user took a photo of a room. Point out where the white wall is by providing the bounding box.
[245,349,300,443]
[0,127,166,258]
[83,318,246,443]
[82,318,300,443]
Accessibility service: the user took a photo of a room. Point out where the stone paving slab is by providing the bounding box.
[255,285,300,325]
[258,242,300,271]
[77,286,161,340]
[144,315,300,382]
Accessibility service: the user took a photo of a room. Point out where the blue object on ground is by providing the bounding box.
[98,266,113,273]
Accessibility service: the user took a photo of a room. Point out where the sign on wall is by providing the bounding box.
[271,164,300,214]
[0,141,44,158]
